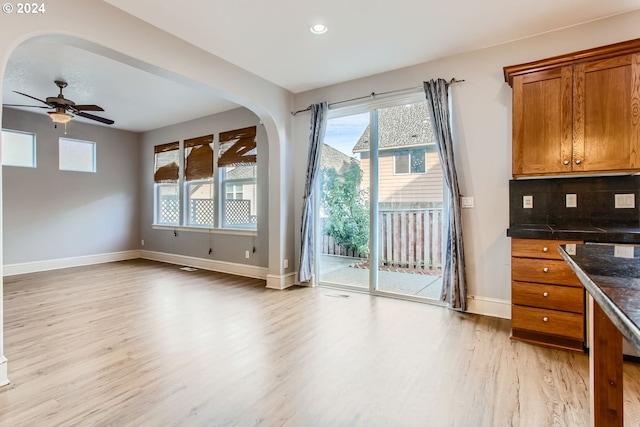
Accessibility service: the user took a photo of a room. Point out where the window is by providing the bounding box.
[152,126,258,230]
[153,141,180,225]
[184,135,214,227]
[59,137,96,172]
[1,129,36,168]
[219,126,258,229]
[221,165,257,228]
[156,184,180,225]
[394,148,426,174]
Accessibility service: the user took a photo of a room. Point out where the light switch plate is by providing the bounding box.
[565,244,576,255]
[565,194,577,208]
[615,194,635,209]
[461,197,474,208]
[523,195,533,209]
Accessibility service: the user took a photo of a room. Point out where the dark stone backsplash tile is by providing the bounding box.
[509,175,640,228]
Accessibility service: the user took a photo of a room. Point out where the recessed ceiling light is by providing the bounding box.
[310,24,328,35]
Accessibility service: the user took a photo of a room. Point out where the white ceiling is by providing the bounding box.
[2,37,240,132]
[3,0,640,132]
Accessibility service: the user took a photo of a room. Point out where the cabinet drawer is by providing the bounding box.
[512,305,584,340]
[512,257,581,286]
[511,238,582,260]
[512,281,584,313]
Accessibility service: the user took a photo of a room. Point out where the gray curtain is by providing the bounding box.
[423,79,467,311]
[299,102,329,283]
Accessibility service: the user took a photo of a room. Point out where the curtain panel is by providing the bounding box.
[298,102,329,283]
[423,79,467,311]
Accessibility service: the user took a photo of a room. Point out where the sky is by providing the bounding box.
[323,112,369,157]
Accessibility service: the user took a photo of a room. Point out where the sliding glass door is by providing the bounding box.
[316,97,445,302]
[317,112,371,289]
[374,102,444,299]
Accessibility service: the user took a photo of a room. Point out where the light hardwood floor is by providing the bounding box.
[1,259,640,426]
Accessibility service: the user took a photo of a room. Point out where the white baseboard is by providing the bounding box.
[3,250,141,277]
[140,250,268,280]
[466,295,511,319]
[0,356,8,388]
[266,272,297,290]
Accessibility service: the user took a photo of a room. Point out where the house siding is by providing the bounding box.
[360,150,444,205]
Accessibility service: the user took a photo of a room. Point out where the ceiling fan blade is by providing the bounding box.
[76,111,114,125]
[73,104,104,112]
[14,91,52,107]
[2,104,50,109]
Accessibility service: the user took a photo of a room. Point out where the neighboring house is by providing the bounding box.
[320,143,355,174]
[352,103,444,208]
[189,164,258,225]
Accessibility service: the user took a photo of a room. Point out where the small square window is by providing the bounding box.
[394,148,426,175]
[1,129,36,168]
[59,138,96,172]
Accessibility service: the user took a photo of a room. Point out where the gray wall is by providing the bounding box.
[2,108,140,264]
[292,10,640,315]
[139,107,269,268]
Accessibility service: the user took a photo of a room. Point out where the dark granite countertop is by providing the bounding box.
[559,243,640,350]
[507,224,640,243]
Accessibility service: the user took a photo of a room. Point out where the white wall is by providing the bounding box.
[139,107,269,269]
[292,9,640,317]
[2,108,140,267]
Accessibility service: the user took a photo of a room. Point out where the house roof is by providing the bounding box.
[225,164,256,180]
[352,103,436,153]
[320,143,356,173]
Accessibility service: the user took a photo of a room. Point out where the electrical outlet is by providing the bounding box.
[523,195,533,209]
[245,250,250,259]
[141,239,145,246]
[615,194,635,209]
[284,259,289,269]
[614,245,635,259]
[565,194,577,208]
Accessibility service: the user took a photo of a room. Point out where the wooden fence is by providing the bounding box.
[320,208,443,271]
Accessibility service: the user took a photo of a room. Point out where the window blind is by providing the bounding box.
[184,134,214,181]
[153,142,179,183]
[218,126,257,167]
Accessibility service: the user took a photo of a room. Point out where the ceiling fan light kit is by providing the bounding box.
[4,80,114,127]
[48,110,73,124]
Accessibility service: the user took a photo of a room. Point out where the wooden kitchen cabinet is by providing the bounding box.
[510,238,585,351]
[505,39,640,177]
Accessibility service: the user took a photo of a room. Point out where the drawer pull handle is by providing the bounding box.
[542,247,549,252]
[575,159,582,165]
[543,316,549,322]
[543,267,549,273]
[543,292,549,297]
[563,159,570,165]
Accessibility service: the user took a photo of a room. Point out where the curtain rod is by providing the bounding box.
[290,78,465,116]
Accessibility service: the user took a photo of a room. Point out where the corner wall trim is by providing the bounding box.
[0,356,9,388]
[140,250,268,280]
[266,272,297,290]
[466,296,511,319]
[3,250,141,277]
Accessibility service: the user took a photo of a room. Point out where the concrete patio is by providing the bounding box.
[319,255,443,299]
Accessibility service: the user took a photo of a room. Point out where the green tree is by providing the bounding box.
[321,160,369,255]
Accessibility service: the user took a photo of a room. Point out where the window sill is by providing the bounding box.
[152,224,257,237]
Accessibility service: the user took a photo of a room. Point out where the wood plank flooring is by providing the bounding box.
[1,259,640,426]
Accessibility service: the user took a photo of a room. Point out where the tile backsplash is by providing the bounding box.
[509,175,640,227]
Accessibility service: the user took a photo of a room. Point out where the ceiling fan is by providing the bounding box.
[4,80,114,126]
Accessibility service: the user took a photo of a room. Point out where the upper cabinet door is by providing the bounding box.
[512,67,573,177]
[573,54,640,173]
